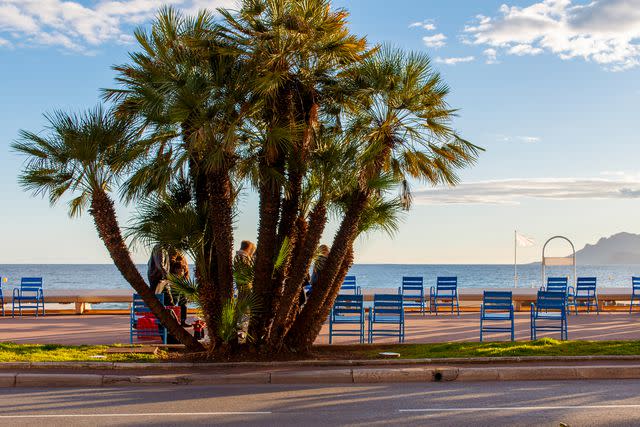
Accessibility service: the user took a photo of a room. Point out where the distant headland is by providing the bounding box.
[572,232,640,265]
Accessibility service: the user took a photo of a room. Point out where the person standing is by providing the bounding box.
[169,252,190,327]
[147,244,174,305]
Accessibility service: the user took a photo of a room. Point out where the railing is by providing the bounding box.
[0,287,636,314]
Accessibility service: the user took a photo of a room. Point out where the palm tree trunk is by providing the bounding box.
[284,190,368,351]
[268,202,327,347]
[250,162,283,343]
[208,169,235,303]
[89,189,204,352]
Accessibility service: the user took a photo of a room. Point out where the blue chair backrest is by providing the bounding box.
[483,291,512,311]
[536,290,566,311]
[576,277,597,293]
[546,277,568,293]
[20,277,43,294]
[633,277,640,292]
[332,294,364,317]
[373,294,403,316]
[132,293,164,314]
[402,276,423,294]
[436,276,457,294]
[341,276,358,294]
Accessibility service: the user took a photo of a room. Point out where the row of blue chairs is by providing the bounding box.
[0,277,45,317]
[329,294,405,344]
[480,290,568,341]
[540,276,598,314]
[339,275,460,316]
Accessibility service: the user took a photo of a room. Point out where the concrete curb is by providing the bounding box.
[6,355,640,371]
[3,364,640,387]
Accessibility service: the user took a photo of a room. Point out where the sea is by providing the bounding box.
[1,264,639,290]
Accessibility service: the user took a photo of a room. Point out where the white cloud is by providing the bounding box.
[519,136,540,143]
[422,33,447,48]
[508,43,544,56]
[409,19,436,31]
[483,47,498,64]
[435,55,475,65]
[464,0,640,71]
[0,0,234,53]
[413,176,640,205]
[498,134,541,143]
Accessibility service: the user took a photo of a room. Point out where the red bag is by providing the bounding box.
[136,314,158,340]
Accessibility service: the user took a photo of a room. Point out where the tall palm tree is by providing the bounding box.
[218,0,371,343]
[285,47,482,350]
[12,106,203,351]
[104,7,251,340]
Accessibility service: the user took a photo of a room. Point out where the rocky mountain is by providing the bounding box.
[573,232,640,265]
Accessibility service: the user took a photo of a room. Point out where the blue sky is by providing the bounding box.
[1,0,640,264]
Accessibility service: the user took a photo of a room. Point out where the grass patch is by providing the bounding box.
[314,338,640,360]
[0,343,164,362]
[3,339,640,363]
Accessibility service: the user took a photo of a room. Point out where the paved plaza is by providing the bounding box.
[2,312,640,345]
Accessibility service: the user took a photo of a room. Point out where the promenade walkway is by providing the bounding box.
[2,312,640,345]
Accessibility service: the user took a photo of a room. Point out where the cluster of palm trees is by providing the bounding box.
[13,0,481,356]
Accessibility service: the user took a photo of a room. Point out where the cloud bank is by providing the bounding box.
[413,176,640,205]
[464,0,640,71]
[0,0,235,53]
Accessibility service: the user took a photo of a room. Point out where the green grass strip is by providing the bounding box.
[340,338,640,359]
[0,343,162,362]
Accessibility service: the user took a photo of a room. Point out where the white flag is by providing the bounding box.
[516,232,535,247]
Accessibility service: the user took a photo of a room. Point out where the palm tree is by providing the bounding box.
[217,0,371,343]
[285,47,482,350]
[12,106,203,351]
[104,7,250,340]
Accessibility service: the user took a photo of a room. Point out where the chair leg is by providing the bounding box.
[329,325,333,345]
[511,318,514,342]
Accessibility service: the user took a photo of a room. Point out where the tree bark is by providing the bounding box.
[208,169,235,303]
[284,190,368,351]
[89,189,204,352]
[189,155,220,345]
[250,162,283,343]
[268,202,327,347]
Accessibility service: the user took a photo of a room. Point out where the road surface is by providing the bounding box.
[1,380,640,426]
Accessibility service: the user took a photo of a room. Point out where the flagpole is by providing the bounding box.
[514,230,518,288]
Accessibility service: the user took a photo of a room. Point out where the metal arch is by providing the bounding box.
[541,235,577,287]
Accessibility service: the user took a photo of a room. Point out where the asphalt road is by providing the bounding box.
[2,380,640,426]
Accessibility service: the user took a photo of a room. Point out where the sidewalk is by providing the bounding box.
[2,312,640,345]
[4,358,640,387]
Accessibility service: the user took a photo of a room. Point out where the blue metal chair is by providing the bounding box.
[541,277,569,293]
[0,277,4,316]
[368,294,404,343]
[480,291,514,342]
[399,276,425,315]
[531,291,568,340]
[329,294,365,344]
[130,293,167,344]
[12,277,45,317]
[541,277,571,311]
[340,275,361,295]
[429,276,460,315]
[631,277,640,314]
[569,277,599,314]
